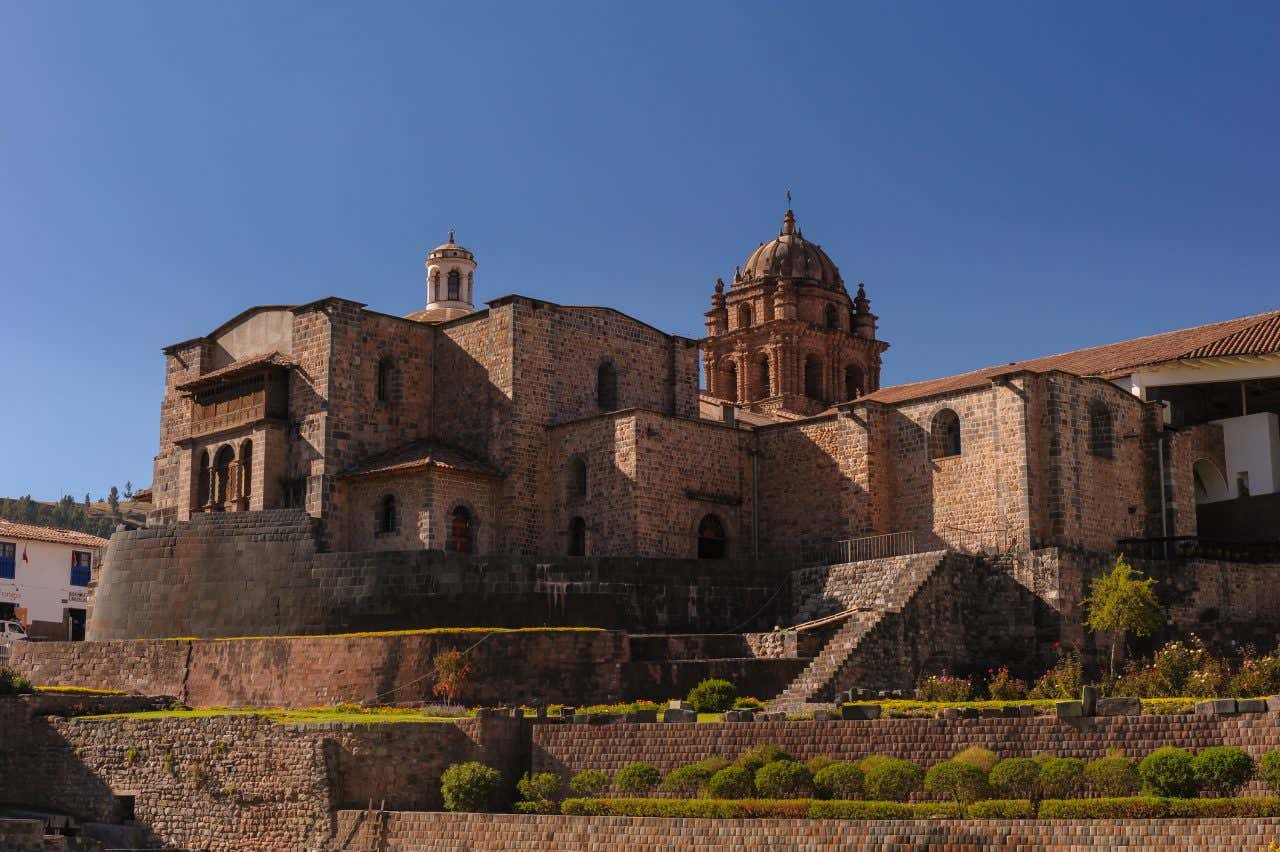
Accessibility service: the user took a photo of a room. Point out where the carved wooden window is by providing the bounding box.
[379,494,398,534]
[738,303,753,329]
[70,551,92,587]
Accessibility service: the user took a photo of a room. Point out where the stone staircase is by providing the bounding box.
[771,551,950,708]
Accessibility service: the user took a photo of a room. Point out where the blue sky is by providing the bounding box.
[1,2,1276,501]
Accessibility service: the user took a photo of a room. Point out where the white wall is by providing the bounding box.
[0,537,92,636]
[1211,412,1280,499]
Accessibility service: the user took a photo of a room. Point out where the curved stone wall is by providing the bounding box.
[89,511,792,640]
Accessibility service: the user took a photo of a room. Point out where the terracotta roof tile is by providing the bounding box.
[0,520,109,549]
[175,351,294,391]
[339,440,502,479]
[862,310,1280,405]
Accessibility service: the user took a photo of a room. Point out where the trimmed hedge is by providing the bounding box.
[1038,796,1280,819]
[615,762,661,795]
[561,798,960,819]
[966,799,1034,819]
[1139,747,1198,798]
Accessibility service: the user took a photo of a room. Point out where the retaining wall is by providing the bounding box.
[332,811,1280,850]
[90,510,793,640]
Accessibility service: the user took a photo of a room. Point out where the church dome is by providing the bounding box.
[739,209,843,291]
[427,228,475,263]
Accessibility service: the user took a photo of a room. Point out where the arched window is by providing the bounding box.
[597,361,618,411]
[567,457,587,499]
[213,445,235,507]
[196,450,210,510]
[447,269,462,301]
[378,494,397,534]
[824,304,839,331]
[930,409,962,459]
[804,355,823,400]
[756,356,771,400]
[844,364,864,401]
[449,506,474,554]
[239,440,253,498]
[568,516,586,556]
[1088,400,1113,458]
[697,514,727,559]
[723,362,738,403]
[737,303,753,329]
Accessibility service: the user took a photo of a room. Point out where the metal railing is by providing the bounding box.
[1118,536,1280,564]
[801,530,917,566]
[942,525,1018,556]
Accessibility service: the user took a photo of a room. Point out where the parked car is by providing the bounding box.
[0,620,28,642]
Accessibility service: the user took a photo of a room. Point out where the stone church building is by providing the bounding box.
[146,209,1279,562]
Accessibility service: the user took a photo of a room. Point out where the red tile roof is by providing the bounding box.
[0,520,109,549]
[862,310,1280,406]
[175,351,294,391]
[339,440,502,479]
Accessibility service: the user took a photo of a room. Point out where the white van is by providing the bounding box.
[0,620,28,642]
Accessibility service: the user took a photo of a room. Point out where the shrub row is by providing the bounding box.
[558,796,1280,820]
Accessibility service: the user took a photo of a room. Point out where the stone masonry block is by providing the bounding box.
[1056,701,1083,718]
[1094,696,1140,717]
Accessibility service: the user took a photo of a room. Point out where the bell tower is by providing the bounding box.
[421,228,477,322]
[701,208,888,417]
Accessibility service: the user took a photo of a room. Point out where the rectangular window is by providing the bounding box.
[70,550,92,587]
[0,543,14,580]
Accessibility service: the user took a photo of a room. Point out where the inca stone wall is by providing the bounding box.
[88,510,793,640]
[531,713,1280,779]
[333,811,1280,851]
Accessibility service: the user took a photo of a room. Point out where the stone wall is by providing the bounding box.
[0,698,524,852]
[531,712,1280,777]
[14,630,628,707]
[89,510,793,640]
[333,811,1280,851]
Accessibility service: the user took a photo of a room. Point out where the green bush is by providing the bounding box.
[952,746,999,774]
[706,765,755,799]
[663,763,718,797]
[0,667,34,696]
[808,800,961,819]
[966,799,1034,819]
[754,760,814,799]
[615,762,661,795]
[1259,750,1280,793]
[1037,757,1085,799]
[568,769,610,798]
[805,755,836,775]
[813,761,864,800]
[513,799,559,814]
[856,754,892,774]
[1084,756,1140,797]
[732,696,765,711]
[988,757,1041,801]
[1191,747,1254,798]
[561,798,741,818]
[924,759,991,808]
[735,744,793,774]
[1028,650,1083,700]
[686,678,737,713]
[863,758,924,803]
[517,771,562,805]
[440,762,501,813]
[1139,747,1198,798]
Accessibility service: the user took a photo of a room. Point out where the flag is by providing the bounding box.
[21,546,27,563]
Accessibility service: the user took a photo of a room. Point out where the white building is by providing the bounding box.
[0,520,107,640]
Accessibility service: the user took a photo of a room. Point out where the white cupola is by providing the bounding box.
[420,228,477,322]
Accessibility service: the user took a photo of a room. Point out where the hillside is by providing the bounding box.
[0,495,147,539]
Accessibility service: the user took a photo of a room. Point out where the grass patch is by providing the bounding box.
[73,705,471,725]
[161,626,606,642]
[35,685,126,696]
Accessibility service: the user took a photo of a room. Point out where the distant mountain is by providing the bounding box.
[0,495,147,539]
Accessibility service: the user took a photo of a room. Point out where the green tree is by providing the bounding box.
[108,486,120,517]
[1084,555,1163,679]
[84,492,91,507]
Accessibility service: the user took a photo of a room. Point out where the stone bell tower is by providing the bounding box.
[415,228,477,323]
[701,208,889,417]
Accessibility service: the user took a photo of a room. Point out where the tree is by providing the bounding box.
[108,486,120,517]
[124,481,134,500]
[432,650,471,705]
[1085,555,1163,679]
[83,493,91,507]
